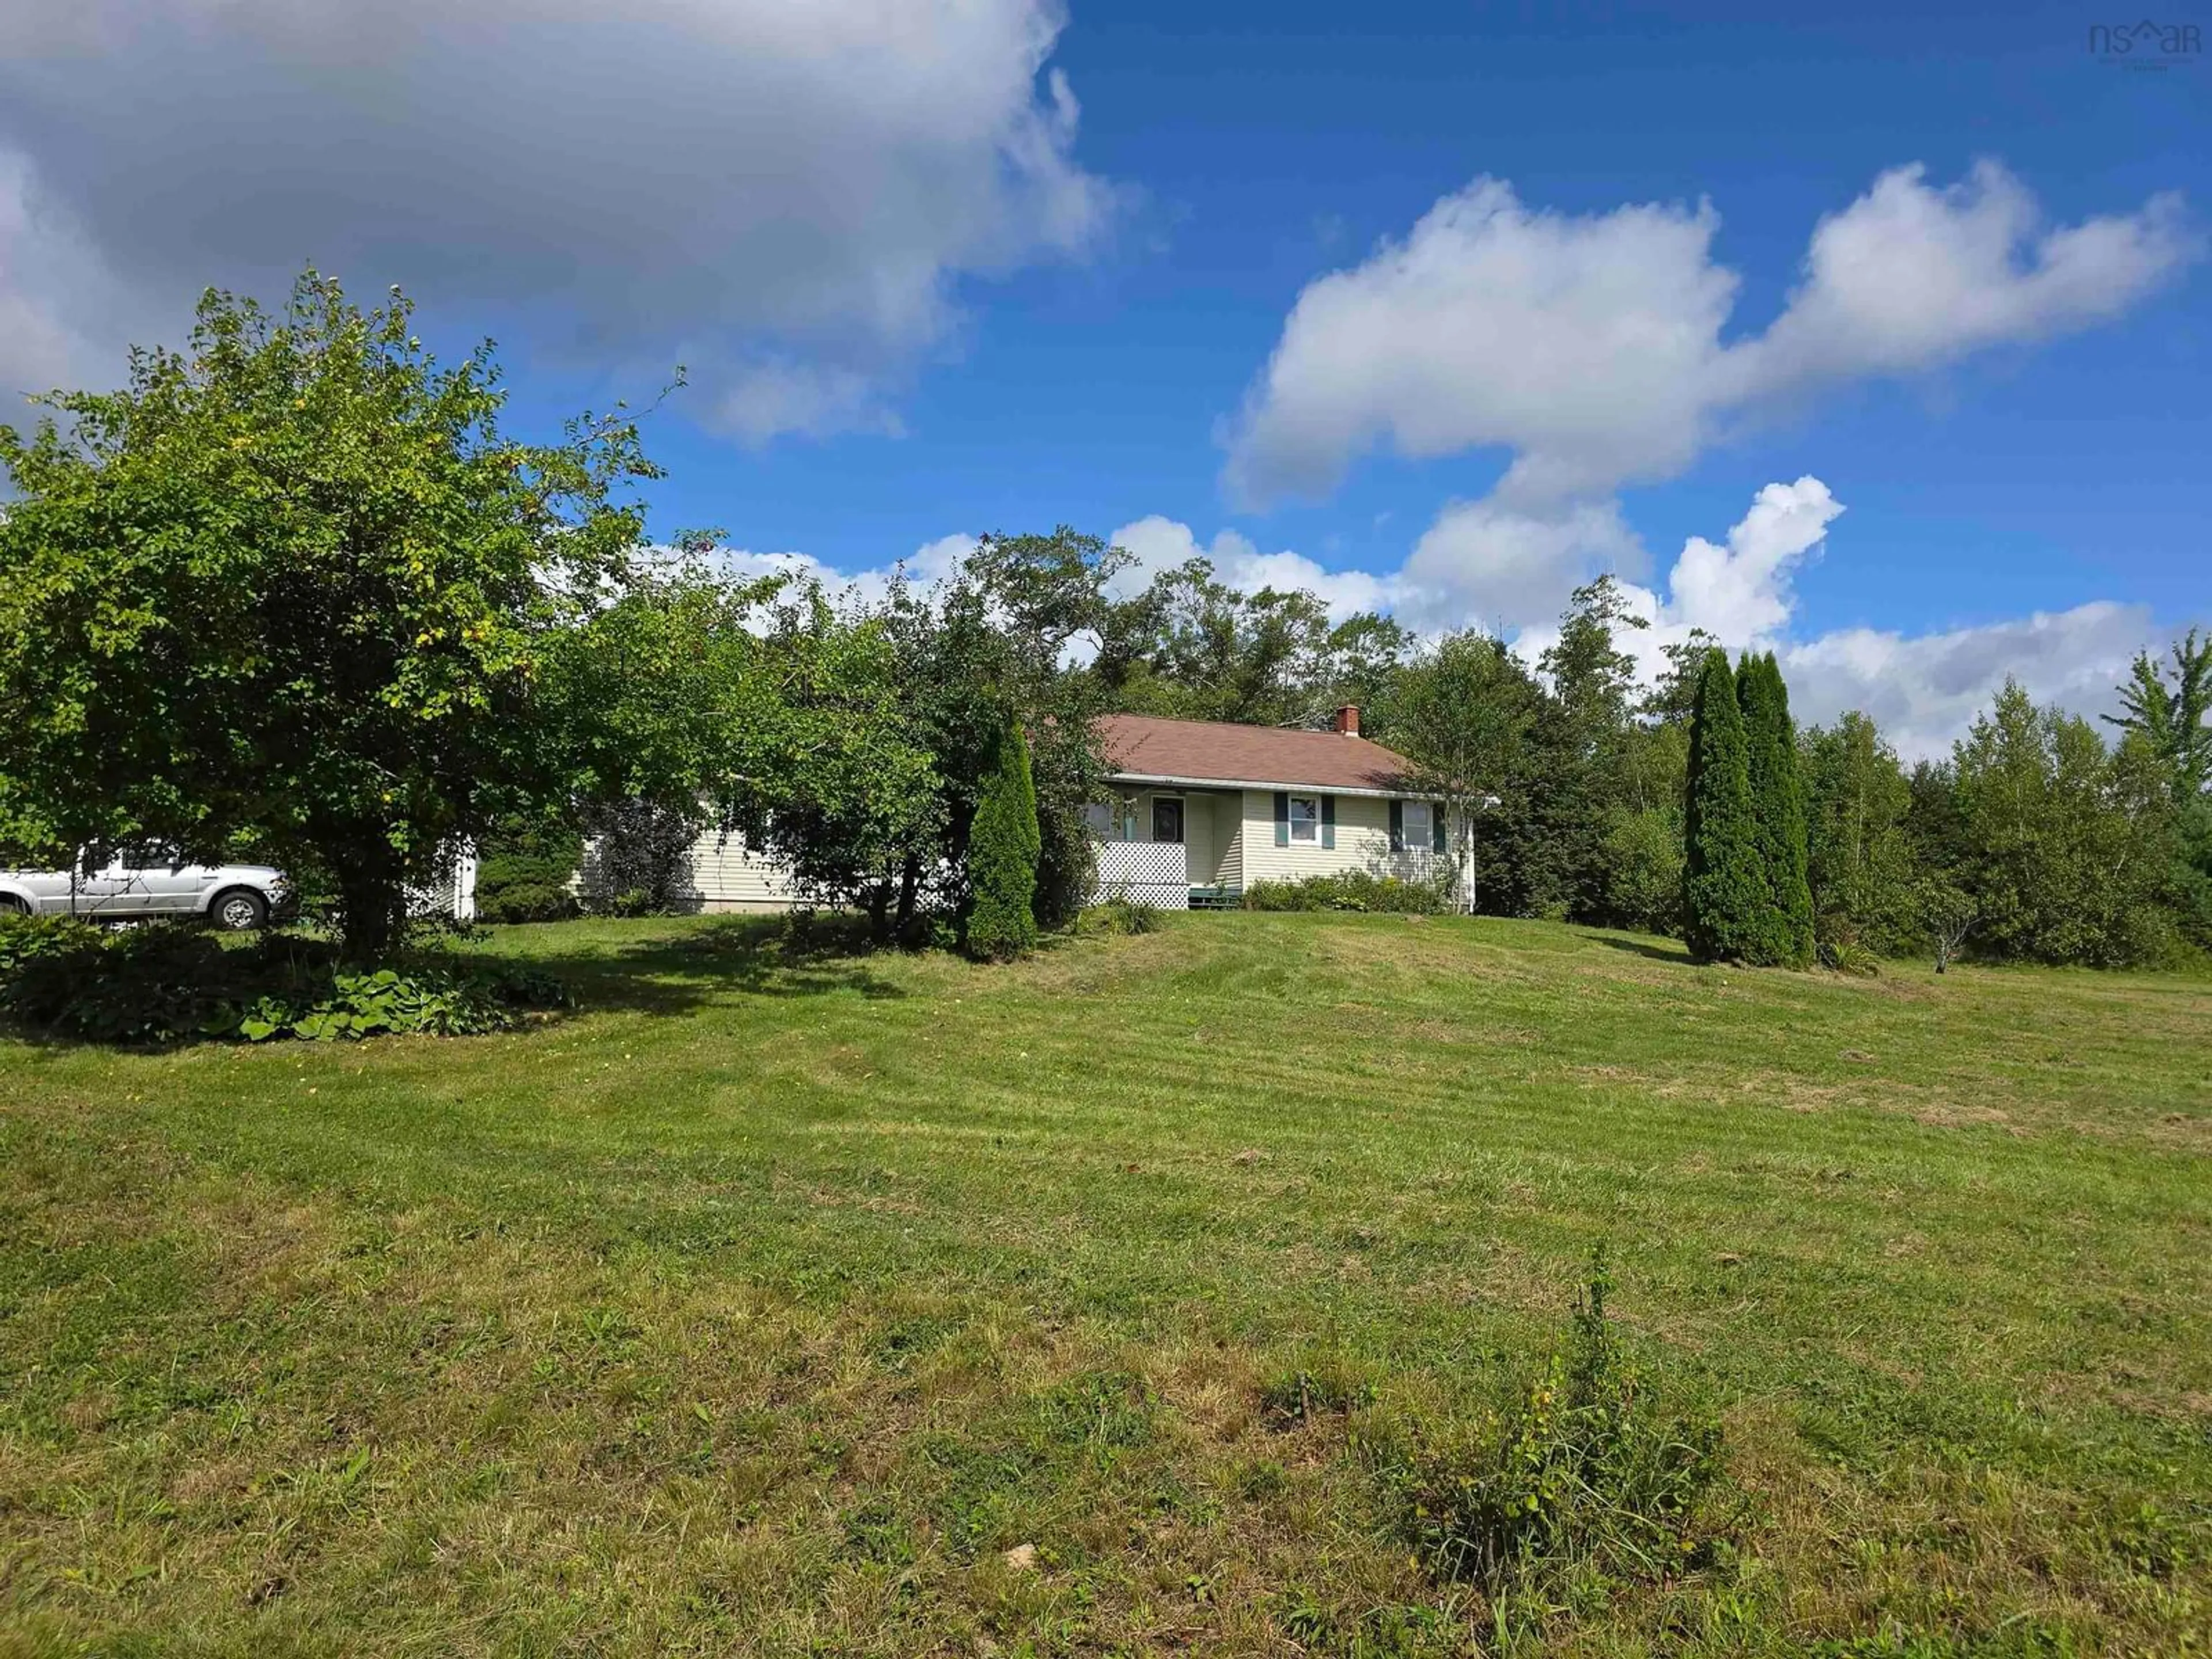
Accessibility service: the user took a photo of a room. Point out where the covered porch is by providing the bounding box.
[1086,785,1244,909]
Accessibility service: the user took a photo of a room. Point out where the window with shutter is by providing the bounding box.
[1401,800,1430,853]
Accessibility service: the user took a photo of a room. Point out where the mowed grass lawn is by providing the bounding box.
[1,912,2207,1656]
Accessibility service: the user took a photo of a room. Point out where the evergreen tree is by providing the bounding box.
[2103,629,2212,802]
[1738,652,1815,966]
[474,815,586,924]
[963,714,1041,960]
[1680,649,1764,963]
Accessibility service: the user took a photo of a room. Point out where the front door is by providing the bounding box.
[1151,797,1184,844]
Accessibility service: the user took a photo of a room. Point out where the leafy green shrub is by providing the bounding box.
[0,913,97,978]
[1383,1249,1733,1599]
[223,962,568,1041]
[1815,917,1883,977]
[1242,872,1449,914]
[476,879,579,925]
[1599,807,1684,936]
[590,887,660,919]
[0,914,569,1045]
[1075,893,1164,937]
[474,818,584,925]
[0,918,238,1043]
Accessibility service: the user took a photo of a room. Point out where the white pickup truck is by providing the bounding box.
[0,850,289,931]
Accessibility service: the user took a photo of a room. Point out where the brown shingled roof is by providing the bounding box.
[1096,713,1418,794]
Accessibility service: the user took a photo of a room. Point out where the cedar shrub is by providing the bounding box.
[1681,650,1764,963]
[963,715,1041,961]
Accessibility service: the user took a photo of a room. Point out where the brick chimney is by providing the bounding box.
[1332,704,1361,736]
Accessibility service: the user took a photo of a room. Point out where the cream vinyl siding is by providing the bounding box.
[582,824,801,911]
[683,828,801,909]
[1218,805,1244,892]
[1237,789,1398,884]
[1231,790,1448,888]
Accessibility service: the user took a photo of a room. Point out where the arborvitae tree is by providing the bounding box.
[1681,649,1765,963]
[963,714,1041,960]
[1738,652,1816,966]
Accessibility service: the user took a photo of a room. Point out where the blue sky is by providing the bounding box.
[1,0,2204,750]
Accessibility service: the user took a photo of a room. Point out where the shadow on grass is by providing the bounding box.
[0,916,908,1051]
[504,914,910,1018]
[1582,932,1693,964]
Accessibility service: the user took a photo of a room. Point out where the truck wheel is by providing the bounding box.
[210,888,269,932]
[0,895,27,915]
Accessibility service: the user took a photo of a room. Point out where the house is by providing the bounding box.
[540,704,1452,916]
[1092,707,1453,910]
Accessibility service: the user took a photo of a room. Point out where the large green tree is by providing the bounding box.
[703,582,943,940]
[1092,558,1411,730]
[2104,631,2212,951]
[858,529,1119,940]
[1680,649,1764,963]
[1476,578,1647,922]
[2103,630,2212,802]
[0,274,657,957]
[1950,680,2177,965]
[1801,711,1921,956]
[1737,652,1815,966]
[1388,630,1534,912]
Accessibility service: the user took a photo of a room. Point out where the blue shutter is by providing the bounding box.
[1433,804,1447,853]
[1273,791,1290,847]
[1320,796,1336,850]
[1388,799,1404,852]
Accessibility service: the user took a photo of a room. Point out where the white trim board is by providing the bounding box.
[1104,771,1417,801]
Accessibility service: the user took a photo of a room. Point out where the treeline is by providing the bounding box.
[1086,558,2212,970]
[2,272,2203,971]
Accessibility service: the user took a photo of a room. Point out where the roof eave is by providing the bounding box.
[1103,769,1419,800]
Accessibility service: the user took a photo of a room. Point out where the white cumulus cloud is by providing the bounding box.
[1222,180,1735,510]
[1226,161,2195,512]
[1660,476,1844,645]
[1397,498,1646,634]
[1727,162,2195,398]
[1775,603,2154,762]
[714,532,979,612]
[0,0,1117,430]
[1490,478,2154,760]
[1224,162,2196,638]
[1104,515,1397,619]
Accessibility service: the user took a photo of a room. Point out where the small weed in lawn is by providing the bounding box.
[1261,1355,1377,1428]
[1386,1248,1733,1601]
[840,1493,918,1566]
[1035,1368,1154,1452]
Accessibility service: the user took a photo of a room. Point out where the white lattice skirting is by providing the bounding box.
[1093,842,1190,909]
